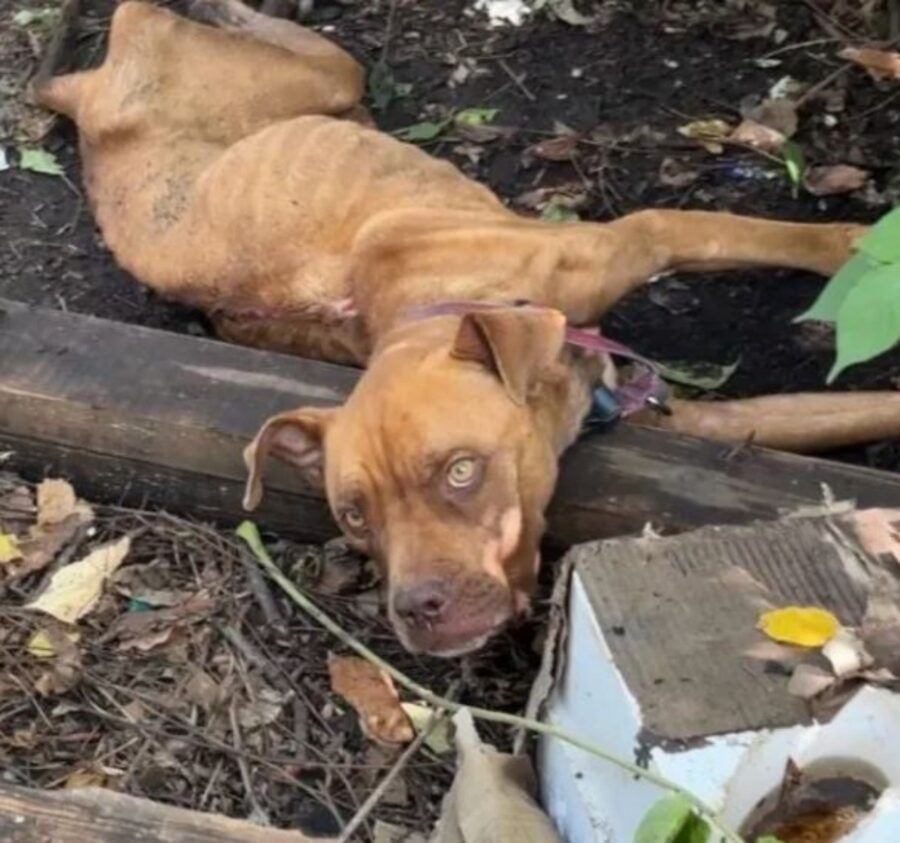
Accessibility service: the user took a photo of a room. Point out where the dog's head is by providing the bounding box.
[244,306,578,656]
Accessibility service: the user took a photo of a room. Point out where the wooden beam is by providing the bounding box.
[3,298,900,545]
[0,783,334,842]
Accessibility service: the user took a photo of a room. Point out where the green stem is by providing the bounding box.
[236,520,745,843]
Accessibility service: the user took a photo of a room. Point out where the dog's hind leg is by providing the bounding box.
[632,392,900,453]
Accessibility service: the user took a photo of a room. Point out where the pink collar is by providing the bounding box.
[404,300,669,419]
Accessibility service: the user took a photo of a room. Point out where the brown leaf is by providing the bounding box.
[237,682,291,730]
[525,135,579,162]
[184,668,225,712]
[513,183,588,213]
[803,164,869,196]
[14,513,88,580]
[862,592,900,673]
[119,627,176,653]
[328,654,414,747]
[109,592,215,640]
[840,46,900,81]
[745,98,798,138]
[729,119,786,153]
[65,767,110,790]
[32,627,83,697]
[455,123,513,144]
[36,479,81,526]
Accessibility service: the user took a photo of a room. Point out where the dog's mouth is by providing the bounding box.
[393,611,511,658]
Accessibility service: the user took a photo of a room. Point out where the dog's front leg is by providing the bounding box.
[558,209,865,318]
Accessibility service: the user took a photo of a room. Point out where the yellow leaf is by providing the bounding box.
[0,532,22,564]
[27,628,81,659]
[26,535,131,624]
[758,606,841,648]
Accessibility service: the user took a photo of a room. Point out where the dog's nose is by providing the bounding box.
[393,580,449,627]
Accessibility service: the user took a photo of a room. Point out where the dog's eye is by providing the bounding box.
[446,457,478,489]
[342,506,367,533]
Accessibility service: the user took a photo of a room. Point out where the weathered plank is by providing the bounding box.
[0,783,333,842]
[3,297,900,544]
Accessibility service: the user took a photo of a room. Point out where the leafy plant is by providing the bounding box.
[781,141,805,197]
[796,207,900,382]
[394,107,500,143]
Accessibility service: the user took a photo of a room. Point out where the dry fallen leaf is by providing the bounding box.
[822,628,874,677]
[37,479,81,526]
[0,532,22,564]
[677,119,732,154]
[729,119,786,153]
[27,535,131,624]
[433,709,562,843]
[65,767,110,790]
[525,134,580,162]
[840,46,900,81]
[803,164,869,196]
[787,663,835,700]
[32,627,83,696]
[758,606,840,648]
[328,654,414,747]
[401,702,454,754]
[237,683,291,730]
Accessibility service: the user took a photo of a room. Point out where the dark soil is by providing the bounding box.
[2,0,900,469]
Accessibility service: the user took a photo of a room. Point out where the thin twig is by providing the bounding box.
[237,521,745,843]
[239,547,286,627]
[339,702,452,842]
[498,58,537,102]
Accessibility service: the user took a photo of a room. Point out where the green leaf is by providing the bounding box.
[676,815,711,843]
[454,107,499,127]
[18,147,64,177]
[541,203,580,222]
[828,263,900,383]
[395,120,450,142]
[656,358,740,391]
[795,251,883,324]
[634,794,696,843]
[857,206,900,263]
[783,141,806,186]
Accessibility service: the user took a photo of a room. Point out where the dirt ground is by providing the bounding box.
[3,0,900,472]
[2,1,900,839]
[0,473,550,839]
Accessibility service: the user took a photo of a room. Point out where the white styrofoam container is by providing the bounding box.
[539,570,900,843]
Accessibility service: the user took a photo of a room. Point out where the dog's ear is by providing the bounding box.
[243,407,335,510]
[451,307,567,405]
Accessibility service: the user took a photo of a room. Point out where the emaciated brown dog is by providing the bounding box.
[36,0,900,655]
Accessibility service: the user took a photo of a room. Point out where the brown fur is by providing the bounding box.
[37,0,900,654]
